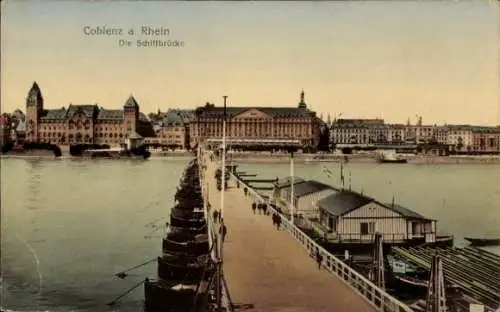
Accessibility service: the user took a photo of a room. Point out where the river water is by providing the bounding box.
[1,157,499,311]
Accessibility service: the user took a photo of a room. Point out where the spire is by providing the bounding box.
[298,89,307,109]
[27,81,43,107]
[30,81,40,92]
[28,81,41,97]
[327,113,332,125]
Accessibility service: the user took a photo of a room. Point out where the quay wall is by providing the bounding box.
[228,167,414,312]
[5,147,500,165]
[228,152,500,164]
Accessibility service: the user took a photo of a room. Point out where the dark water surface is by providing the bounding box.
[1,158,499,311]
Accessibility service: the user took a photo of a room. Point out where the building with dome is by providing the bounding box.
[24,82,153,146]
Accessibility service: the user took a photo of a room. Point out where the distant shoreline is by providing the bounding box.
[228,153,500,165]
[2,151,500,164]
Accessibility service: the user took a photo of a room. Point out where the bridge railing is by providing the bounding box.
[198,154,233,312]
[230,170,414,312]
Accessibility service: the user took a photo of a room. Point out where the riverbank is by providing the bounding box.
[2,149,500,164]
[228,152,500,165]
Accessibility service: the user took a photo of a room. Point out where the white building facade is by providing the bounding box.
[317,190,436,243]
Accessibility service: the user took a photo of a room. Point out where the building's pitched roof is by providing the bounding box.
[273,176,306,189]
[67,104,98,119]
[40,108,67,120]
[16,120,26,132]
[470,126,500,134]
[97,109,123,120]
[129,131,143,139]
[161,111,185,127]
[317,190,374,216]
[318,190,432,220]
[28,82,41,96]
[124,96,139,108]
[137,120,155,137]
[282,180,334,198]
[381,203,429,220]
[12,109,25,120]
[195,106,314,119]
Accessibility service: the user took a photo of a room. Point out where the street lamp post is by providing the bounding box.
[221,95,227,218]
[289,149,295,225]
[215,95,228,311]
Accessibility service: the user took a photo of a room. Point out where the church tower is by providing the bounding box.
[26,82,44,142]
[298,89,307,109]
[123,95,140,136]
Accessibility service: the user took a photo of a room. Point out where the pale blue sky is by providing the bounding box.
[1,1,499,125]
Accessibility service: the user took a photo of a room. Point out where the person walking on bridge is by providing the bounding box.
[275,213,282,230]
[315,248,323,270]
[220,221,227,242]
[251,202,257,214]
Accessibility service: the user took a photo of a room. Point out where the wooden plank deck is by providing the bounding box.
[203,156,376,312]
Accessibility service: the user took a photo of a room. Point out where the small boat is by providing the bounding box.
[144,278,205,312]
[162,232,209,256]
[157,253,212,282]
[170,210,206,229]
[464,237,500,247]
[379,158,407,164]
[425,234,454,248]
[391,274,459,297]
[377,152,408,164]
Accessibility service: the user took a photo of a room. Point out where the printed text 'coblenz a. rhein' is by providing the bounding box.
[82,25,185,48]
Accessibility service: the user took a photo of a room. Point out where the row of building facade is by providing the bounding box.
[1,83,323,150]
[329,118,500,154]
[1,82,499,154]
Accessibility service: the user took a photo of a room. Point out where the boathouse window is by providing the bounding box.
[360,222,375,235]
[412,222,421,234]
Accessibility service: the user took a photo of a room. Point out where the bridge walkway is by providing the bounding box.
[203,155,376,312]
